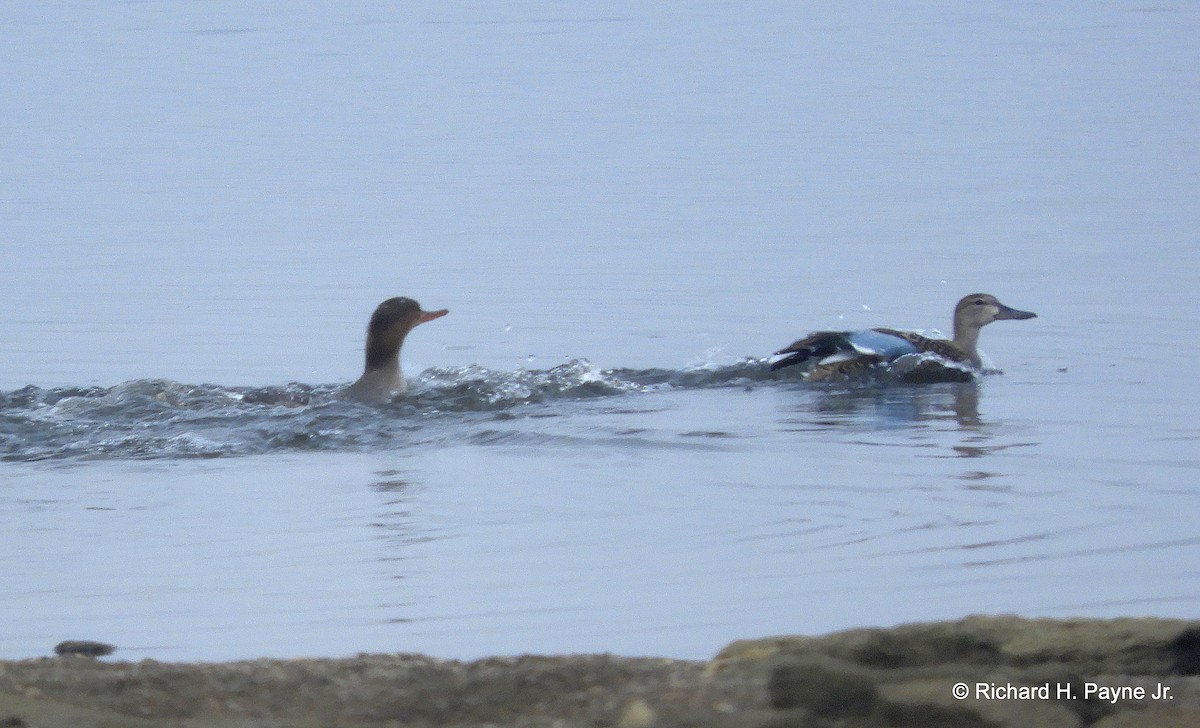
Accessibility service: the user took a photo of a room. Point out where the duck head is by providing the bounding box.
[955,293,1037,327]
[364,297,448,371]
[344,297,448,403]
[952,293,1036,364]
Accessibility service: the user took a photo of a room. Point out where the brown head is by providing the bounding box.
[364,297,448,371]
[952,293,1036,363]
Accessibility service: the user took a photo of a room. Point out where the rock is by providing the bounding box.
[715,615,1200,728]
[767,656,878,715]
[51,641,115,658]
[616,697,656,727]
[0,617,1193,727]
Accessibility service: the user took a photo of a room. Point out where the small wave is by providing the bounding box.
[0,379,342,462]
[407,357,775,410]
[406,359,643,411]
[0,359,776,462]
[885,353,978,384]
[0,356,983,462]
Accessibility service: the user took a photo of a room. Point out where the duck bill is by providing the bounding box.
[417,308,449,324]
[996,304,1036,320]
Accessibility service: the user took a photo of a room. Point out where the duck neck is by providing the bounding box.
[358,345,403,396]
[365,335,402,373]
[952,322,982,366]
[362,323,410,374]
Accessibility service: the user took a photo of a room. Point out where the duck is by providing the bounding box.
[769,293,1036,380]
[344,297,448,402]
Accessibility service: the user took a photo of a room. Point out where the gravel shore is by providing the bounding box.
[2,615,1198,727]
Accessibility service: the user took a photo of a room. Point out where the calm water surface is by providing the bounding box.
[1,3,1198,660]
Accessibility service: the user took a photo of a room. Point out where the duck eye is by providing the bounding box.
[973,299,986,306]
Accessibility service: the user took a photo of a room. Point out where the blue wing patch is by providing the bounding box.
[844,330,919,360]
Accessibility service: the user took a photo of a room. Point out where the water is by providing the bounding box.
[2,2,1198,661]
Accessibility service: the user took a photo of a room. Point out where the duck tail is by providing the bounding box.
[769,332,847,371]
[769,351,814,371]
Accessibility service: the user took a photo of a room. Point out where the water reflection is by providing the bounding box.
[368,471,431,625]
[369,470,438,549]
[772,381,1048,497]
[950,441,1038,459]
[780,381,984,430]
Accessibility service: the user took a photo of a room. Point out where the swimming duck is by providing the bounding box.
[345,297,448,402]
[770,293,1036,380]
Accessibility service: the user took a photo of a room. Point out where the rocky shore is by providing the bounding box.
[2,615,1197,727]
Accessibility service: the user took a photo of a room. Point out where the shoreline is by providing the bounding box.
[2,615,1198,727]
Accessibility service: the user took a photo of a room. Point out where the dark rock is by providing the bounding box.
[1168,627,1200,675]
[880,700,999,728]
[52,641,115,658]
[768,657,878,716]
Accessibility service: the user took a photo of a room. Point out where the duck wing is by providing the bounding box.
[770,329,919,372]
[770,331,850,371]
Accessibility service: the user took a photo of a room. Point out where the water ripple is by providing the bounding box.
[0,357,998,462]
[0,359,777,462]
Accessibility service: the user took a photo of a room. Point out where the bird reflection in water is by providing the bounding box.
[793,381,984,431]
